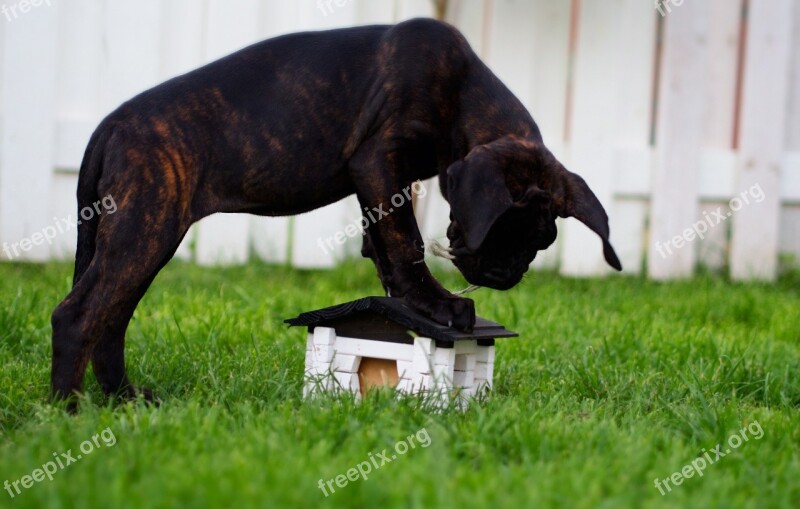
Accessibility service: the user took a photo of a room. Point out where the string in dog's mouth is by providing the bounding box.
[427,239,481,296]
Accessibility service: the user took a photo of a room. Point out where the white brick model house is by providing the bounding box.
[285,297,517,407]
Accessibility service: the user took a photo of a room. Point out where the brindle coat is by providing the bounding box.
[51,19,621,408]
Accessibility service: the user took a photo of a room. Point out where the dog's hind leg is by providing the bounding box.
[50,190,191,410]
[87,232,187,401]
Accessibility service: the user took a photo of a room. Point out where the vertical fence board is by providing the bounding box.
[560,0,624,276]
[100,1,162,112]
[647,2,710,279]
[693,0,743,269]
[527,0,571,146]
[395,0,435,21]
[730,0,794,280]
[785,1,800,152]
[356,1,398,25]
[47,1,104,259]
[446,0,485,51]
[485,0,537,111]
[0,4,61,261]
[705,0,742,149]
[55,0,103,163]
[609,0,657,275]
[778,2,800,264]
[160,0,206,79]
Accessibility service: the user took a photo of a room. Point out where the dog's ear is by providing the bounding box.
[446,150,513,252]
[539,150,622,271]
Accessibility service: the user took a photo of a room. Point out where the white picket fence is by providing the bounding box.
[0,0,798,280]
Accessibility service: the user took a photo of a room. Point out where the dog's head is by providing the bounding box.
[445,137,622,290]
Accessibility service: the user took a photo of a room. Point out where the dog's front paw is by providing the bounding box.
[404,291,476,332]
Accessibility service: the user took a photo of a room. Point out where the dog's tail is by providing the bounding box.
[72,124,113,287]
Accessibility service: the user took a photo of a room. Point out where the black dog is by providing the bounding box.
[51,18,621,405]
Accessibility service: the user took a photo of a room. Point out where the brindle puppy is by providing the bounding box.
[51,18,621,407]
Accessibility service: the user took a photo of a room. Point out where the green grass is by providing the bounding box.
[0,260,798,509]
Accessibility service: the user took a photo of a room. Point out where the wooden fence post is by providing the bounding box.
[730,0,794,280]
[647,1,710,279]
[0,3,61,261]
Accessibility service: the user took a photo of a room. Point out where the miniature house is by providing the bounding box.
[285,297,517,406]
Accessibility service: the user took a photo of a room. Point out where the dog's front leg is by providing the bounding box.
[353,178,475,331]
[362,198,475,331]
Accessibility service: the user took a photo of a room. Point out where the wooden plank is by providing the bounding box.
[730,0,794,280]
[527,0,572,146]
[291,197,362,268]
[356,0,397,24]
[300,0,360,27]
[99,1,162,112]
[250,217,290,264]
[47,172,80,260]
[561,0,639,276]
[204,0,262,60]
[54,0,103,169]
[394,0,435,21]
[779,206,800,262]
[485,0,538,112]
[784,1,800,151]
[446,0,486,52]
[53,120,96,171]
[705,0,743,149]
[613,0,657,147]
[194,214,249,266]
[692,0,743,269]
[0,3,61,261]
[257,0,302,37]
[694,201,731,271]
[782,153,800,201]
[159,0,206,78]
[778,2,800,265]
[647,1,710,279]
[607,0,657,275]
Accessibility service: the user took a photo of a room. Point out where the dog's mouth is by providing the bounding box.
[439,228,530,291]
[468,267,526,290]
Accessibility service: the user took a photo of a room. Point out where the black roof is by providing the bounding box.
[284,297,517,343]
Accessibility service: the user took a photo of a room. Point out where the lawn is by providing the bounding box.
[0,260,798,508]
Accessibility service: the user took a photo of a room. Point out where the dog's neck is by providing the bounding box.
[456,55,542,154]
